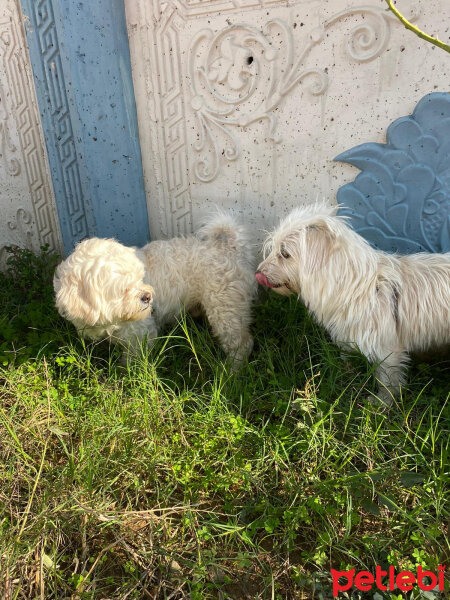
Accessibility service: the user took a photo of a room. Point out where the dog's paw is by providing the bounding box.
[367,390,394,409]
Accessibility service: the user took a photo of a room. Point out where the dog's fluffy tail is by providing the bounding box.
[196,212,255,266]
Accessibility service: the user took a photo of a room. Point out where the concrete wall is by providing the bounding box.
[125,0,450,242]
[1,0,448,263]
[0,0,62,267]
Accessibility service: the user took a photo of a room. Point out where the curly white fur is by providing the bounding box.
[54,214,257,365]
[256,202,450,404]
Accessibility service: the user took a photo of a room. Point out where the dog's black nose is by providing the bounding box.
[141,292,152,304]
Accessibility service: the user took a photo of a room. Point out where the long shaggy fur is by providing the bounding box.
[54,214,257,365]
[256,202,450,404]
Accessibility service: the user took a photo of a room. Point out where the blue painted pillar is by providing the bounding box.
[20,0,150,255]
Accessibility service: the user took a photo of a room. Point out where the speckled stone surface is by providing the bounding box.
[125,0,450,245]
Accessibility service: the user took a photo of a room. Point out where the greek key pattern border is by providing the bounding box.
[21,0,92,250]
[0,4,62,255]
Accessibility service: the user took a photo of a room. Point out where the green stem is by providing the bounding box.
[385,0,450,53]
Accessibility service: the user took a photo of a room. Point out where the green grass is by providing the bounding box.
[0,246,448,600]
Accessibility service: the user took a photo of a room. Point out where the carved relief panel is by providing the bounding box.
[125,0,450,241]
[0,0,62,267]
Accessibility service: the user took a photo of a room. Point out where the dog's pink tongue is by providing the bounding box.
[255,272,274,288]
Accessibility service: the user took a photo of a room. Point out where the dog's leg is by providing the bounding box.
[214,317,253,368]
[203,299,254,368]
[225,328,254,369]
[115,317,158,365]
[371,351,408,406]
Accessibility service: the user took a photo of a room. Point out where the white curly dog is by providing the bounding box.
[256,202,450,404]
[54,214,256,365]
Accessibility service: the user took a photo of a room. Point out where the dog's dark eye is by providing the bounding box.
[280,248,290,259]
[140,293,151,304]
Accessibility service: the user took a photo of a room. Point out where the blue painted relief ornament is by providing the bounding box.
[335,92,450,254]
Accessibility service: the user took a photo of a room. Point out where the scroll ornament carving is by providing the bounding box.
[0,208,37,267]
[7,208,35,248]
[189,5,419,182]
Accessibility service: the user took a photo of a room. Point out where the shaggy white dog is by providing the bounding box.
[54,214,256,365]
[256,203,450,404]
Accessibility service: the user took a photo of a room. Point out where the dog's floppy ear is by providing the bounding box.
[54,269,102,327]
[303,220,339,273]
